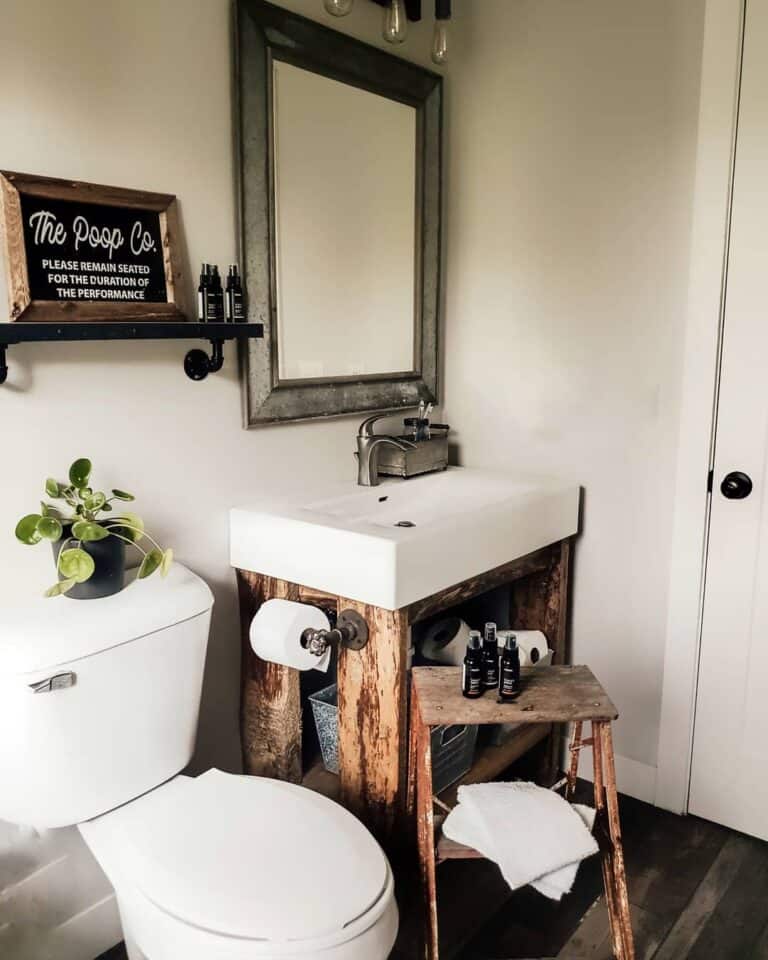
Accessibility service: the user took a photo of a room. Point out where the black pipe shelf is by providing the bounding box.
[0,321,264,384]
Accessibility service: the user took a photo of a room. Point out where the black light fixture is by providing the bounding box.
[432,0,451,64]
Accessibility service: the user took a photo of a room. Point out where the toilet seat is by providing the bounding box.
[79,769,396,955]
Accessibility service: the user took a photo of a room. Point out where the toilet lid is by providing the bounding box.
[82,770,389,942]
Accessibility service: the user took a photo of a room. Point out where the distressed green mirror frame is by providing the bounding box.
[235,0,442,427]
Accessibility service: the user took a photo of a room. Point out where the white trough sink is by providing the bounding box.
[230,468,579,610]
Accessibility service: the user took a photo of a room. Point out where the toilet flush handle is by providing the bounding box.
[301,609,369,658]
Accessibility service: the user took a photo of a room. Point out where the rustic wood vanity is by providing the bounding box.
[235,536,573,852]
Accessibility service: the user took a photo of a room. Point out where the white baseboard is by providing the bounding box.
[575,749,658,805]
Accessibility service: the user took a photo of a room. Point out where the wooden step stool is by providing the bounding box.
[408,665,635,960]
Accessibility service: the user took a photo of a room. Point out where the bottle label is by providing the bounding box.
[197,290,206,322]
[206,291,223,321]
[228,290,245,322]
[462,662,482,696]
[482,657,498,688]
[500,664,518,697]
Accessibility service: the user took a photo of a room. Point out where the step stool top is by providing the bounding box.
[411,665,618,725]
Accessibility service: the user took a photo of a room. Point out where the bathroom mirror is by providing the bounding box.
[235,0,442,426]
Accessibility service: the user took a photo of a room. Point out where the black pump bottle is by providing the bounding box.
[481,622,499,690]
[499,633,521,701]
[206,265,224,322]
[226,264,245,322]
[462,631,483,698]
[197,263,209,322]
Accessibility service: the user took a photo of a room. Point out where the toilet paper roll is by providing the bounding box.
[250,599,332,672]
[498,629,550,667]
[420,617,471,666]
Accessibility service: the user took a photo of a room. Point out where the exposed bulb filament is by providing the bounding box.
[383,0,407,44]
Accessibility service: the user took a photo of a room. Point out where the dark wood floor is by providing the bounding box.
[97,784,768,960]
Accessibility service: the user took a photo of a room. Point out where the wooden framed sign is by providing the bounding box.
[0,171,186,322]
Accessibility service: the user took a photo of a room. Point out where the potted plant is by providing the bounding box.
[15,458,173,599]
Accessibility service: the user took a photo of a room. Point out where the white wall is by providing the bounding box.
[442,0,706,799]
[0,2,437,957]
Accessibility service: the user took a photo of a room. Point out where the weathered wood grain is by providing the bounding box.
[0,170,176,209]
[236,569,303,782]
[591,721,622,960]
[652,834,755,960]
[406,545,554,625]
[412,665,618,726]
[599,721,636,959]
[337,598,409,843]
[0,174,30,320]
[412,685,439,960]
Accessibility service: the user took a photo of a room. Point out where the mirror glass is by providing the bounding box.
[273,60,417,382]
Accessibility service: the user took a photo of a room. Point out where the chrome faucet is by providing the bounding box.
[356,414,416,486]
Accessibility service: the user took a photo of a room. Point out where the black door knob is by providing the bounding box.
[721,471,753,500]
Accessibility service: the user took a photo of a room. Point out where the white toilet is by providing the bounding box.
[0,564,398,959]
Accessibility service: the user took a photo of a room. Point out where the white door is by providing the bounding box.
[689,0,768,841]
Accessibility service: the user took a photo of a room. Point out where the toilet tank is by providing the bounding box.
[0,563,213,828]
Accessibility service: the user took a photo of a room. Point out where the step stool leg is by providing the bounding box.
[565,721,583,800]
[591,720,625,960]
[412,692,439,960]
[599,721,635,960]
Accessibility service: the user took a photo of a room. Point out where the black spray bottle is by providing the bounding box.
[481,622,499,691]
[499,633,521,701]
[226,264,245,322]
[197,263,209,322]
[462,630,483,699]
[206,265,224,322]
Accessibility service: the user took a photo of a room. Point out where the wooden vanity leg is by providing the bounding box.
[236,570,303,782]
[336,601,409,845]
[599,721,636,960]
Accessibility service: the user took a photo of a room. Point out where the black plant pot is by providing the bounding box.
[52,524,127,600]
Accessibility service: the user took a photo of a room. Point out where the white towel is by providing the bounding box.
[442,782,598,901]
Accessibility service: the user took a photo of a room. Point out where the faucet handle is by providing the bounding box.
[358,413,390,437]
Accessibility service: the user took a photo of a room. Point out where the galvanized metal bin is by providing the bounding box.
[309,683,339,774]
[310,683,478,790]
[431,723,479,794]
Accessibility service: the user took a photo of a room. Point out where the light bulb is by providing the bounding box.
[383,0,407,44]
[323,0,354,16]
[432,18,449,64]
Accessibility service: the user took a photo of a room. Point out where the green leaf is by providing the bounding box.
[44,577,77,598]
[16,514,43,545]
[160,547,174,577]
[40,502,62,518]
[36,516,63,542]
[45,478,62,498]
[111,489,135,502]
[58,548,95,583]
[69,458,92,489]
[109,512,144,543]
[83,491,106,512]
[101,502,113,512]
[71,520,109,542]
[138,549,163,579]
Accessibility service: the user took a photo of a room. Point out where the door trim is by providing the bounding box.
[655,0,745,814]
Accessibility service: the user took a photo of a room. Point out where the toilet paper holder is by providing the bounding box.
[300,609,369,657]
